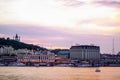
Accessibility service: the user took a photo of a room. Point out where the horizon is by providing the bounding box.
[0,35,119,54]
[0,0,120,54]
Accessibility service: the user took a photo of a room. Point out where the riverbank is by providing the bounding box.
[0,63,120,67]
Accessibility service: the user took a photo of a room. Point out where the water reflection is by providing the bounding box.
[0,67,120,80]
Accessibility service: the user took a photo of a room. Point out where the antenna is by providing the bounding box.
[75,43,80,46]
[112,37,115,54]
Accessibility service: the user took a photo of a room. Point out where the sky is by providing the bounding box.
[0,0,120,54]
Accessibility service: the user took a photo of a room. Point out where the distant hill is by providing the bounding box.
[0,38,47,51]
[51,49,69,54]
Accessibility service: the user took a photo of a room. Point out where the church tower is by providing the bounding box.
[13,34,20,42]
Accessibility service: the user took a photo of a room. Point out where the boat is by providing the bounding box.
[17,63,26,66]
[95,68,101,72]
[77,64,92,67]
[34,63,39,67]
[39,63,47,66]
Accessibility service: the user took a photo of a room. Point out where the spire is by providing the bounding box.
[14,34,20,42]
[15,34,18,38]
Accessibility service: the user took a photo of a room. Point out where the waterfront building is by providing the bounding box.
[100,54,120,66]
[117,52,120,55]
[57,49,70,59]
[70,45,100,62]
[17,53,55,64]
[55,58,71,64]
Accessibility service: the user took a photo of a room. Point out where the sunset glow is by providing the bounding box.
[0,0,120,53]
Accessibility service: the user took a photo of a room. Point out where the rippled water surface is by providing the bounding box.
[0,67,120,80]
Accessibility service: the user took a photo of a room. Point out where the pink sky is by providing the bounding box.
[0,0,120,54]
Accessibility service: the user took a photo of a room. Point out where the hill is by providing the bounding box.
[0,38,46,51]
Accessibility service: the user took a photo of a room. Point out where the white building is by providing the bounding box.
[0,46,14,54]
[17,53,55,63]
[70,45,100,61]
[0,46,29,54]
[14,49,28,54]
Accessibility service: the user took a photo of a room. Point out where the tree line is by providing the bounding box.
[0,38,46,51]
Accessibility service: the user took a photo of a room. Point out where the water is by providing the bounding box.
[0,67,120,80]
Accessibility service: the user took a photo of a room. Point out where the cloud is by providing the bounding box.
[79,18,120,27]
[0,33,6,38]
[94,0,120,8]
[0,24,72,48]
[0,24,69,37]
[0,24,120,53]
[60,0,85,7]
[0,24,72,42]
[0,0,120,53]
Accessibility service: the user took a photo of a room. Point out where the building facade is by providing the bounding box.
[0,46,14,54]
[100,54,120,66]
[117,52,120,55]
[0,46,29,54]
[70,45,100,62]
[17,53,55,63]
[57,49,70,59]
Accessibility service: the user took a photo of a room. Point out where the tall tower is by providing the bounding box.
[14,34,20,42]
[112,37,114,54]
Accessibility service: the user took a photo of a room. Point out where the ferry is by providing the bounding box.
[95,68,101,72]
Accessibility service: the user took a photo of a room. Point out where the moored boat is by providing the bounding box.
[95,68,101,72]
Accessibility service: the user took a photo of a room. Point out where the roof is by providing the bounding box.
[70,45,100,49]
[57,50,70,54]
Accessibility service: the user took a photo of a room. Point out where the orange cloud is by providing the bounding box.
[116,14,120,22]
[51,46,69,49]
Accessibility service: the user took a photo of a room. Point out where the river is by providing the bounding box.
[0,67,120,80]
